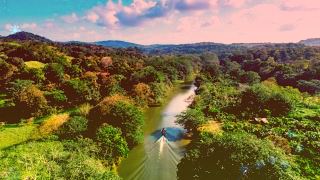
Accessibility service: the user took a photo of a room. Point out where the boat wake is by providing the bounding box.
[126,136,183,180]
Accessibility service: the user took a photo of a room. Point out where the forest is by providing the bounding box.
[177,45,320,179]
[0,37,196,179]
[0,33,319,179]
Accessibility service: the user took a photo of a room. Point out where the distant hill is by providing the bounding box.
[4,31,52,43]
[94,40,143,48]
[299,38,320,46]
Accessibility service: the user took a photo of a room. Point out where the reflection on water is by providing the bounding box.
[118,84,196,180]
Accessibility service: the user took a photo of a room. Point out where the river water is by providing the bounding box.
[118,83,196,180]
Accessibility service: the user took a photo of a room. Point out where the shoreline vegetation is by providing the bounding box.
[0,33,319,179]
[0,37,198,179]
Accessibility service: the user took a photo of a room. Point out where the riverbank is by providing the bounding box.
[118,81,195,180]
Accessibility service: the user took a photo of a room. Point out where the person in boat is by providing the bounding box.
[161,128,167,137]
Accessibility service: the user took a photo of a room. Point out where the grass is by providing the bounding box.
[0,112,70,150]
[198,120,222,134]
[0,124,38,149]
[37,113,70,137]
[0,94,10,108]
[3,42,21,47]
[25,61,46,69]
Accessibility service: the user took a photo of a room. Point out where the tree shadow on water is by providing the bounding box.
[150,127,186,142]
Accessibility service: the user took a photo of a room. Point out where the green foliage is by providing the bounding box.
[99,74,125,96]
[90,99,144,147]
[45,88,68,107]
[241,71,261,85]
[178,132,299,180]
[9,80,47,117]
[62,78,100,104]
[131,66,165,84]
[45,63,65,82]
[25,68,46,83]
[238,83,299,117]
[0,58,15,81]
[96,124,129,164]
[57,116,88,138]
[176,108,206,132]
[297,79,320,94]
[0,140,121,179]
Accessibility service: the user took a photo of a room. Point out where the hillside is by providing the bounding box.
[4,31,52,43]
[95,40,143,48]
[299,38,320,46]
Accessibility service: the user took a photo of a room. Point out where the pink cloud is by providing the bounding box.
[220,0,247,8]
[281,0,320,11]
[61,13,79,23]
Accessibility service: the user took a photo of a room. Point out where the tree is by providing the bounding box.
[241,71,261,85]
[45,63,65,82]
[57,116,88,138]
[89,96,144,147]
[176,108,206,133]
[0,58,15,82]
[297,79,320,94]
[132,83,153,107]
[44,89,68,107]
[96,124,129,164]
[131,66,165,84]
[9,80,47,117]
[178,132,299,180]
[62,78,100,104]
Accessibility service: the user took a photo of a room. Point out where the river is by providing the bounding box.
[118,83,196,180]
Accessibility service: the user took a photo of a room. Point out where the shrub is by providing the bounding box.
[57,116,88,138]
[45,63,65,82]
[0,140,121,179]
[96,124,129,164]
[45,89,67,107]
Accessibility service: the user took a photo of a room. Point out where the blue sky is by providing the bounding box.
[0,0,319,44]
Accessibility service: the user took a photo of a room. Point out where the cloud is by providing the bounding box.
[84,0,219,28]
[219,0,247,8]
[4,23,37,33]
[280,0,320,11]
[279,24,295,31]
[175,0,217,11]
[61,13,79,23]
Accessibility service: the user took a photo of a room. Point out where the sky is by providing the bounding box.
[0,0,319,44]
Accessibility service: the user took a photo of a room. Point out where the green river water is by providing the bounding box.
[118,83,196,180]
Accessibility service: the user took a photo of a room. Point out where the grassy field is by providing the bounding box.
[25,61,46,69]
[0,124,38,149]
[0,113,70,150]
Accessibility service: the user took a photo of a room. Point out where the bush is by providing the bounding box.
[45,63,65,82]
[57,116,88,138]
[96,125,129,164]
[0,140,121,179]
[45,89,67,107]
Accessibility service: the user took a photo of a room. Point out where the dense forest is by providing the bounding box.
[176,45,320,179]
[0,32,319,179]
[0,36,196,179]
